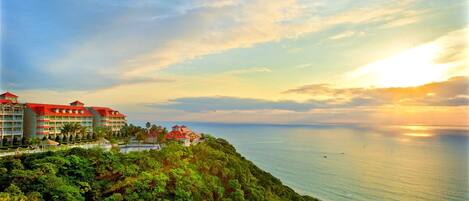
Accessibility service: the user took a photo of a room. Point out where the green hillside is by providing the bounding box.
[0,137,319,201]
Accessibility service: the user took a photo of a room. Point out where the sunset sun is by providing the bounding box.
[348,30,465,88]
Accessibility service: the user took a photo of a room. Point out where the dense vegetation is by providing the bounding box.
[0,136,318,201]
[0,123,164,151]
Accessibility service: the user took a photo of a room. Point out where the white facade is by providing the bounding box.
[0,103,23,139]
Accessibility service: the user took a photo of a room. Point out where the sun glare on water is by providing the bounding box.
[404,132,434,137]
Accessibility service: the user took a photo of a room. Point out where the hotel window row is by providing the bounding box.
[0,92,127,140]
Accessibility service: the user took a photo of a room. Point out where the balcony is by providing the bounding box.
[0,124,22,128]
[0,110,23,115]
[0,118,23,122]
[0,131,23,136]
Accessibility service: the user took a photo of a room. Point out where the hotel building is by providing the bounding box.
[0,91,127,139]
[87,107,126,134]
[0,92,24,140]
[24,101,94,138]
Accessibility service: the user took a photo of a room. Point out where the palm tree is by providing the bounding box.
[77,126,87,143]
[145,122,151,130]
[60,123,74,143]
[136,130,147,150]
[93,126,111,145]
[149,124,159,144]
[158,127,168,144]
[29,137,41,149]
[61,122,84,144]
[93,127,105,141]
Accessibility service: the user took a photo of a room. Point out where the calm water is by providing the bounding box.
[164,122,468,201]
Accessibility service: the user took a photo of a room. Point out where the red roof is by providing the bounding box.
[0,92,18,98]
[25,103,93,117]
[0,99,13,104]
[165,131,188,139]
[90,107,126,117]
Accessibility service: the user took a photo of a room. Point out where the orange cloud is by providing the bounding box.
[284,76,469,107]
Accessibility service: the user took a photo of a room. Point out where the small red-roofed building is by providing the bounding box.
[87,107,127,134]
[0,92,19,103]
[0,92,24,140]
[24,101,94,138]
[165,125,201,146]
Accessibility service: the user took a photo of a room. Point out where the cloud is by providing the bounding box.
[141,76,469,126]
[142,104,469,126]
[120,0,422,77]
[2,0,423,90]
[284,76,469,107]
[223,67,272,75]
[381,9,425,28]
[328,31,365,40]
[293,63,314,69]
[149,76,469,115]
[147,96,322,112]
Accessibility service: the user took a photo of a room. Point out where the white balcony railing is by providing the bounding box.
[0,131,23,136]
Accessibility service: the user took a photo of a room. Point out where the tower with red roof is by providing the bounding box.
[0,92,24,140]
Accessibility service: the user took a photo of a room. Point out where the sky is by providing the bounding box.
[1,0,468,126]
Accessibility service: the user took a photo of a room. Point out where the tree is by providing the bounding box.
[63,134,69,144]
[93,127,111,144]
[136,130,147,149]
[76,126,87,143]
[12,137,19,147]
[69,134,75,143]
[61,122,83,144]
[0,184,27,200]
[60,123,74,139]
[75,133,81,142]
[149,124,159,144]
[2,138,8,147]
[123,136,131,146]
[21,137,27,146]
[29,137,41,149]
[159,127,168,144]
[55,135,61,143]
[0,137,320,201]
[145,122,151,130]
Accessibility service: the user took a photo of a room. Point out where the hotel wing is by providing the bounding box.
[0,92,127,141]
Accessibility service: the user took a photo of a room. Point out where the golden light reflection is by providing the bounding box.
[403,132,434,137]
[400,125,431,131]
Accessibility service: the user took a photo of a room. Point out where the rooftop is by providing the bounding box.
[26,103,93,117]
[0,92,18,98]
[90,107,126,117]
[0,99,14,104]
[70,100,85,106]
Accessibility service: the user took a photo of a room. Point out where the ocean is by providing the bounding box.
[162,122,468,201]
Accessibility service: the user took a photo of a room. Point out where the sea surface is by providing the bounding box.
[163,122,468,201]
